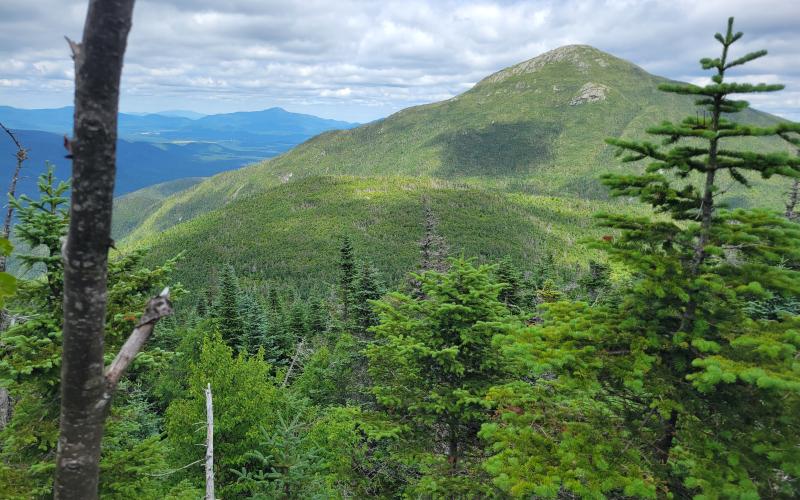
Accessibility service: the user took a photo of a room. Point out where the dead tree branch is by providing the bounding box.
[0,121,27,271]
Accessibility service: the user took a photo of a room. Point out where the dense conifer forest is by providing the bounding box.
[0,7,799,500]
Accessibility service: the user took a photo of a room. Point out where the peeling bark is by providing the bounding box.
[54,1,137,498]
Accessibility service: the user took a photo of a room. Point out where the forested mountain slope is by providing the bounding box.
[118,45,793,290]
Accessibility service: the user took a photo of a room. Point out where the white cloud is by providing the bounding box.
[0,0,797,122]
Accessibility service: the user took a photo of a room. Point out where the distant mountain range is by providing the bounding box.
[0,106,358,195]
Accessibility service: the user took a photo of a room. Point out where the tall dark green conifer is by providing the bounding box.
[287,301,308,342]
[494,258,524,312]
[213,264,247,351]
[239,291,269,355]
[306,296,328,336]
[338,236,356,323]
[351,262,383,339]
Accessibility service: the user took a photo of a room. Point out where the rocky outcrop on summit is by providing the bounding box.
[569,82,610,105]
[479,45,614,85]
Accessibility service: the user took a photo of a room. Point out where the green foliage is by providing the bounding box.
[482,18,800,499]
[232,413,333,498]
[129,175,610,295]
[212,264,247,350]
[481,302,657,498]
[0,168,184,497]
[351,261,383,338]
[338,235,355,324]
[0,238,16,306]
[367,258,521,492]
[164,333,288,497]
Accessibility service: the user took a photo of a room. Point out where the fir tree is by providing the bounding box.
[239,291,268,355]
[494,257,524,311]
[306,296,328,336]
[578,260,612,304]
[262,286,293,366]
[484,19,800,498]
[10,166,69,311]
[338,236,356,323]
[367,259,519,494]
[782,135,800,220]
[351,262,383,339]
[212,264,247,351]
[286,301,308,342]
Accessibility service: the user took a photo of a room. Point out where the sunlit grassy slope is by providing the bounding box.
[117,45,794,291]
[112,177,205,240]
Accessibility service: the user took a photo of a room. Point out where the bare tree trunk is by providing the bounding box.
[0,388,11,430]
[0,121,27,273]
[54,2,137,496]
[205,383,215,500]
[282,339,306,387]
[786,179,799,221]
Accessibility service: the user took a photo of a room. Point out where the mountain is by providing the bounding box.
[0,106,357,144]
[113,177,205,239]
[114,45,794,290]
[149,110,206,119]
[0,107,358,196]
[0,129,256,196]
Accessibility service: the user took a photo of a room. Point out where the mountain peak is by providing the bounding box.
[477,44,623,86]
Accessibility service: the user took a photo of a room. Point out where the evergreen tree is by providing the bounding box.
[286,301,308,342]
[781,129,800,220]
[10,166,69,310]
[494,257,524,311]
[484,19,800,498]
[0,169,183,496]
[578,260,612,304]
[367,259,519,495]
[238,291,268,355]
[306,296,329,336]
[351,262,383,339]
[212,264,247,351]
[338,236,356,323]
[535,278,563,304]
[598,20,800,495]
[263,286,293,366]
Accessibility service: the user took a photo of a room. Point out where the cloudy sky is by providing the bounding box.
[1,0,798,122]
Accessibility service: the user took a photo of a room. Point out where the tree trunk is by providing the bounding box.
[656,410,678,465]
[786,179,799,221]
[205,383,215,500]
[54,1,136,497]
[447,422,459,470]
[0,121,27,273]
[0,388,11,430]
